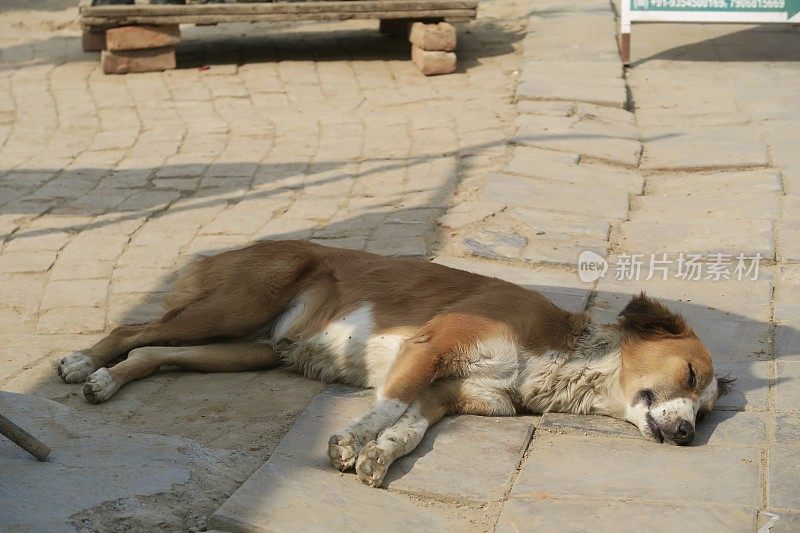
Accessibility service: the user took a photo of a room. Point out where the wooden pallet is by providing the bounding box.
[79,0,476,75]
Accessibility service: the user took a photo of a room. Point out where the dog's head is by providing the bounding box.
[617,293,732,445]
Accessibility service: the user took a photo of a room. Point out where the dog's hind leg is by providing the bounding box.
[82,342,279,403]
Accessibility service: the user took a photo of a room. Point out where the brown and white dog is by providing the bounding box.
[57,240,729,487]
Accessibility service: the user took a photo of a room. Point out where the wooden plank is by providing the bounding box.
[81,0,478,16]
[81,9,475,25]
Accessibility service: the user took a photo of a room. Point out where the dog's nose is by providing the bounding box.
[674,420,695,445]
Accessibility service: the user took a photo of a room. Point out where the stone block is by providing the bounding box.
[646,169,782,196]
[101,46,176,75]
[411,45,456,76]
[776,362,800,413]
[505,157,643,194]
[640,125,768,170]
[386,415,534,503]
[632,192,779,222]
[509,207,610,241]
[516,61,626,108]
[409,22,456,52]
[513,433,760,507]
[106,24,181,51]
[617,219,774,259]
[483,173,630,220]
[82,28,106,52]
[497,498,755,533]
[770,444,800,510]
[515,114,641,167]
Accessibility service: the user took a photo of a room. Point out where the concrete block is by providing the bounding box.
[513,433,760,507]
[106,24,181,51]
[101,46,176,75]
[409,22,456,52]
[411,45,456,76]
[82,28,106,52]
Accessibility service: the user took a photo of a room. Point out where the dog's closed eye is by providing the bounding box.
[688,363,696,388]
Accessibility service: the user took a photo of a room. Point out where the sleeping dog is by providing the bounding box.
[57,240,729,487]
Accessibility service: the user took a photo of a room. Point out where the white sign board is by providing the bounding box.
[620,0,800,62]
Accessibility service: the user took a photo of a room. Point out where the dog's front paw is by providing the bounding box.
[328,432,362,472]
[58,352,96,383]
[83,368,119,404]
[355,440,390,488]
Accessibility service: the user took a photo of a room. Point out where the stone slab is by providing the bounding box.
[515,114,641,166]
[516,61,626,108]
[504,156,643,194]
[512,433,760,507]
[212,385,534,530]
[505,145,580,167]
[759,510,800,533]
[497,498,755,533]
[640,126,769,170]
[714,362,771,411]
[483,173,629,220]
[385,414,534,503]
[646,169,782,196]
[776,362,800,413]
[433,255,591,312]
[509,207,610,241]
[617,219,774,259]
[0,391,238,532]
[631,192,780,221]
[770,444,800,510]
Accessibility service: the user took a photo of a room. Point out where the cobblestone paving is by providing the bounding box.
[0,0,527,529]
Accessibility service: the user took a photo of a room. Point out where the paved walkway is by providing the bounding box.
[1,0,799,530]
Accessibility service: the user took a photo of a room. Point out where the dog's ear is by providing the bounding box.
[618,292,690,338]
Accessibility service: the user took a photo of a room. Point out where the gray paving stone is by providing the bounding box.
[509,207,610,241]
[776,362,800,414]
[433,255,591,312]
[631,192,780,221]
[463,229,527,261]
[780,195,800,262]
[0,391,241,532]
[617,219,774,259]
[505,156,643,194]
[512,433,760,507]
[515,114,641,166]
[483,173,629,220]
[520,235,609,267]
[770,444,800,510]
[640,125,769,170]
[386,414,534,503]
[646,169,782,196]
[505,145,580,167]
[774,413,800,444]
[497,498,755,533]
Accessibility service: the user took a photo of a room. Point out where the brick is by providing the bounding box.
[82,28,106,52]
[101,47,176,75]
[411,46,456,76]
[106,25,181,52]
[409,22,456,52]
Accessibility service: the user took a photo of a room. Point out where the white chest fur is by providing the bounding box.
[273,302,406,388]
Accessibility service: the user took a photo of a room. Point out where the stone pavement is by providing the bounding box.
[1,0,800,531]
